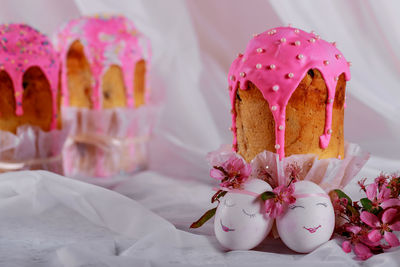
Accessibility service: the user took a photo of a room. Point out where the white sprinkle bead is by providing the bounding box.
[253,33,259,37]
[287,72,294,78]
[327,129,333,134]
[297,54,304,60]
[294,40,301,46]
[334,76,339,81]
[256,48,263,53]
[230,75,235,81]
[271,105,277,111]
[309,38,316,43]
[278,125,284,130]
[240,72,245,77]
[294,29,299,34]
[256,63,262,69]
[336,54,342,59]
[324,60,330,66]
[269,64,276,70]
[275,144,281,150]
[280,38,286,43]
[272,85,280,91]
[315,35,321,40]
[327,98,334,103]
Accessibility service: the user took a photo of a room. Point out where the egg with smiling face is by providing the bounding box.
[214,179,274,250]
[276,180,335,253]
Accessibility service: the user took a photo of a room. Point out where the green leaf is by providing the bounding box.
[190,207,217,228]
[333,189,352,204]
[260,191,276,201]
[211,190,227,203]
[360,198,373,212]
[374,206,383,215]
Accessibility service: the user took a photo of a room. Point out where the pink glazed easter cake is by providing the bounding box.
[55,15,154,179]
[0,24,67,173]
[229,26,350,163]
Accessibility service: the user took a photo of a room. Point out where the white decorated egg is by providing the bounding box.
[276,180,335,253]
[214,179,273,250]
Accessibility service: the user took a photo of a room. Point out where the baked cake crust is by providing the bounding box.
[235,69,345,162]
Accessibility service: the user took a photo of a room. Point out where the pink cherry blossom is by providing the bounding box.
[366,183,378,200]
[358,178,367,192]
[264,183,296,218]
[366,183,391,210]
[353,243,373,260]
[210,154,251,189]
[381,198,400,209]
[209,168,225,180]
[334,174,400,261]
[361,209,400,247]
[375,174,388,190]
[347,225,362,234]
[342,240,351,253]
[341,225,375,260]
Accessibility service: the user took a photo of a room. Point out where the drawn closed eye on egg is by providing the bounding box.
[316,202,328,207]
[224,198,236,207]
[289,205,305,210]
[242,209,257,218]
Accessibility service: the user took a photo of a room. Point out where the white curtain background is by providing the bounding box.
[0,0,399,266]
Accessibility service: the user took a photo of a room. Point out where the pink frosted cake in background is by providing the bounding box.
[55,14,155,180]
[0,24,67,173]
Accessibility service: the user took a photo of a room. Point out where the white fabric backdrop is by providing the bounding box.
[0,0,400,266]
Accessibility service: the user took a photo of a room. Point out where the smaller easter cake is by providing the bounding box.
[55,14,153,180]
[0,24,66,173]
[57,15,147,110]
[0,24,60,133]
[228,27,350,162]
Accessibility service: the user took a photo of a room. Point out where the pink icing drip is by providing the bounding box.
[228,27,351,160]
[0,24,60,130]
[121,45,135,108]
[55,15,147,109]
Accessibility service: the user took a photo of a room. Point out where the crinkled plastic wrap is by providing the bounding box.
[62,105,158,182]
[0,124,70,174]
[207,142,370,192]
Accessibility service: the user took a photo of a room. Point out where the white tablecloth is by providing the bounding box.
[0,151,399,266]
[0,0,400,266]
